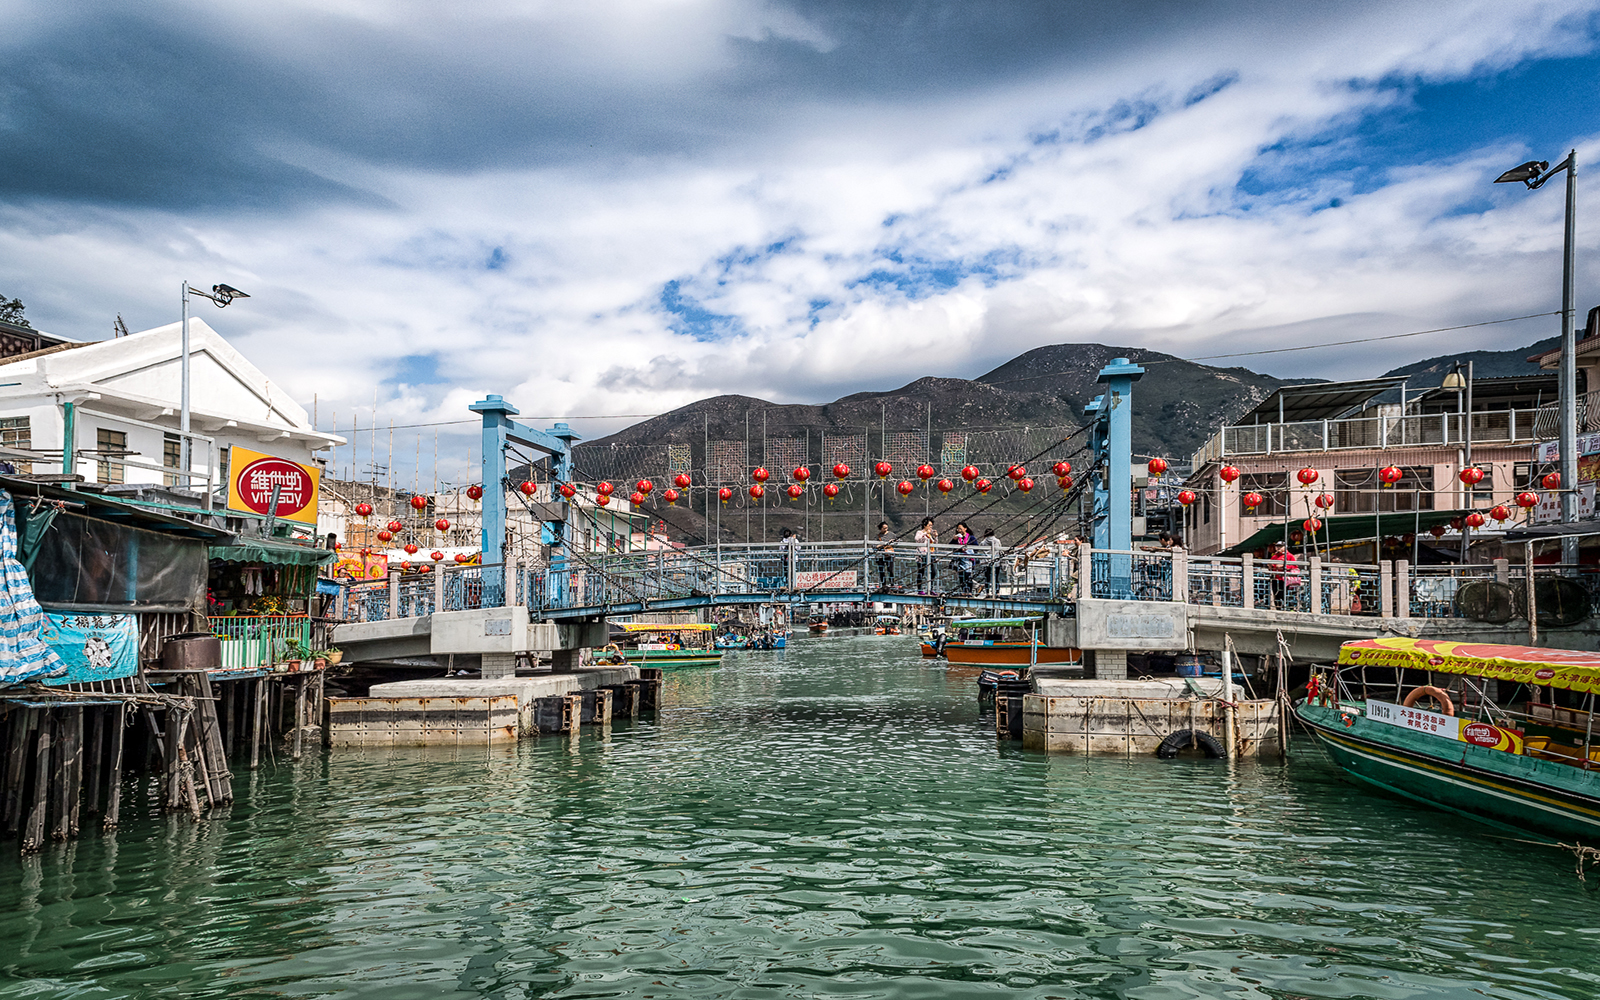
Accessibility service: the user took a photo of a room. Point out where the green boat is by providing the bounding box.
[1297,637,1600,842]
[614,622,723,670]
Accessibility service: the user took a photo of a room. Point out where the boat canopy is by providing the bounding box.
[1337,637,1600,694]
[618,622,716,632]
[953,617,1042,629]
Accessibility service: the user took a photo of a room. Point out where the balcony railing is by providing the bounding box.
[1191,408,1544,466]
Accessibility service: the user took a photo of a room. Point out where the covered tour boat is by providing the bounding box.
[939,616,1081,667]
[1298,637,1600,841]
[613,622,723,669]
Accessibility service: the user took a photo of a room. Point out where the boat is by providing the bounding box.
[614,622,723,669]
[940,616,1082,667]
[713,629,787,651]
[807,620,828,634]
[1297,637,1600,841]
[873,614,902,636]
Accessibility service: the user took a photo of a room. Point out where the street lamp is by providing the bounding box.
[1444,360,1474,560]
[1496,151,1578,537]
[180,281,250,487]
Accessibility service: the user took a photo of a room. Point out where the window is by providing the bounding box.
[0,416,30,474]
[1239,472,1287,516]
[1202,490,1211,525]
[163,433,181,487]
[1335,466,1434,513]
[96,428,127,484]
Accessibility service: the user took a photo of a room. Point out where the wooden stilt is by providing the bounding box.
[3,708,35,834]
[55,707,83,840]
[293,677,306,760]
[191,674,232,805]
[84,707,105,818]
[22,712,52,853]
[222,679,235,758]
[104,704,125,832]
[250,679,264,771]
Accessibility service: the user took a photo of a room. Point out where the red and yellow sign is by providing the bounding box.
[227,446,321,525]
[1340,638,1600,695]
[333,552,388,581]
[1366,699,1525,753]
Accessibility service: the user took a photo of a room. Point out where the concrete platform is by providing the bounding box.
[1032,676,1224,698]
[367,666,639,736]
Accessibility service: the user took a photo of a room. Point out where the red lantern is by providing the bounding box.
[404,543,419,555]
[1177,490,1196,506]
[674,473,692,489]
[1052,461,1071,477]
[333,541,341,550]
[1219,465,1240,483]
[636,479,653,495]
[1007,465,1027,481]
[1449,517,1462,530]
[1147,458,1168,477]
[718,487,734,503]
[961,465,980,482]
[792,467,811,483]
[1516,491,1539,509]
[400,561,413,573]
[936,478,955,494]
[785,484,804,501]
[823,482,840,498]
[519,481,535,496]
[896,480,914,496]
[1057,474,1074,491]
[1297,468,1318,486]
[874,461,893,479]
[354,502,373,518]
[1242,491,1264,509]
[1303,518,1322,533]
[1458,466,1485,486]
[455,553,470,564]
[1379,465,1403,485]
[749,484,765,500]
[663,488,680,504]
[917,464,936,481]
[466,485,483,502]
[1490,504,1511,522]
[1465,511,1486,528]
[376,530,392,542]
[434,518,450,532]
[418,564,432,574]
[597,481,615,496]
[410,495,428,510]
[386,520,403,533]
[1314,493,1334,509]
[630,491,646,505]
[597,494,611,507]
[1018,477,1034,493]
[974,478,993,494]
[832,463,851,480]
[1543,472,1562,490]
[1429,525,1447,538]
[752,468,770,483]
[558,483,576,499]
[430,551,444,562]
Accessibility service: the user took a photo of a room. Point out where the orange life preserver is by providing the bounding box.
[1402,685,1454,716]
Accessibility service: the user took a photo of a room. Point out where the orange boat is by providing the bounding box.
[939,616,1081,667]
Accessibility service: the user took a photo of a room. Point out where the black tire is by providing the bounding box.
[1156,729,1226,759]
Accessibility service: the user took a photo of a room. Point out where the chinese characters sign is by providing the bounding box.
[227,446,321,525]
[39,613,137,685]
[1365,699,1524,753]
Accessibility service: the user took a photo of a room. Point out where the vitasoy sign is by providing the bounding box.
[227,446,321,525]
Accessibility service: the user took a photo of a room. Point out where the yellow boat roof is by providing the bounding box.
[618,622,716,632]
[1338,637,1600,694]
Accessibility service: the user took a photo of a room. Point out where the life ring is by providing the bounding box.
[1155,729,1226,759]
[1402,685,1454,715]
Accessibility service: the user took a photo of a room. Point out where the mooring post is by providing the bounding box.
[250,679,264,771]
[1221,644,1238,760]
[293,678,307,761]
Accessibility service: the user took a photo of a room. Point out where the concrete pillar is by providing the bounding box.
[1094,649,1128,680]
[482,652,516,680]
[552,648,581,673]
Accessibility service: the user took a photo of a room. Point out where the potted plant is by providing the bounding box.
[284,637,303,672]
[322,646,343,665]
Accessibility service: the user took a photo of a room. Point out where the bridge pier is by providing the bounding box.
[482,652,517,680]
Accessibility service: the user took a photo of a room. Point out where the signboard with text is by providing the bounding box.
[1365,700,1523,753]
[227,446,321,525]
[794,570,859,590]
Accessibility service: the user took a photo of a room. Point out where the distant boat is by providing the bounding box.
[613,622,723,669]
[939,616,1080,667]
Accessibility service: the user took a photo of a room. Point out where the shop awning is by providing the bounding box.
[210,538,337,566]
[1220,509,1476,556]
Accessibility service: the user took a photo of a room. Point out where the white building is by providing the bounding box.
[0,318,341,493]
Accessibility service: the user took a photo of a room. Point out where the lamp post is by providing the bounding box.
[1443,360,1474,560]
[1496,153,1579,548]
[180,281,250,487]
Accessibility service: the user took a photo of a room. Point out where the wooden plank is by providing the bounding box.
[22,713,51,853]
[83,706,104,818]
[104,704,125,831]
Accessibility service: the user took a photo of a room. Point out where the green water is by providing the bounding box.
[4,636,1600,999]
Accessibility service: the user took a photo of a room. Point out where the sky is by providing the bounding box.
[1,0,1599,484]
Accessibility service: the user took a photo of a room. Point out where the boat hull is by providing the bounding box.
[1297,701,1600,841]
[623,650,723,670]
[943,643,1080,667]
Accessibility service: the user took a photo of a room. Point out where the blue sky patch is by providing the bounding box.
[659,279,744,341]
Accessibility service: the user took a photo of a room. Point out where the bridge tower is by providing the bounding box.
[470,394,579,596]
[1083,357,1144,552]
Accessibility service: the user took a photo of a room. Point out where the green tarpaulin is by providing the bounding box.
[1221,509,1478,556]
[210,539,336,566]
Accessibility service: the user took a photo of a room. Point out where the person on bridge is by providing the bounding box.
[951,523,975,594]
[915,517,937,593]
[979,527,1004,594]
[1267,539,1301,609]
[873,522,895,590]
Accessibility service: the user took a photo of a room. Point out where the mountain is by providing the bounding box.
[1382,335,1560,384]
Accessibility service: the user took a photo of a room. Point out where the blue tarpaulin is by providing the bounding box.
[0,491,64,684]
[38,612,138,685]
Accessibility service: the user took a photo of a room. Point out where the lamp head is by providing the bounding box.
[1441,371,1467,391]
[1494,160,1548,187]
[210,283,250,306]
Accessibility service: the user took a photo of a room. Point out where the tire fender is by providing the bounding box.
[1155,729,1226,759]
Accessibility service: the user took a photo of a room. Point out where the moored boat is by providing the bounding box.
[939,616,1081,667]
[1299,637,1600,841]
[615,622,724,669]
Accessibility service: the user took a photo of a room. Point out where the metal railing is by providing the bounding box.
[1191,408,1543,465]
[208,615,314,668]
